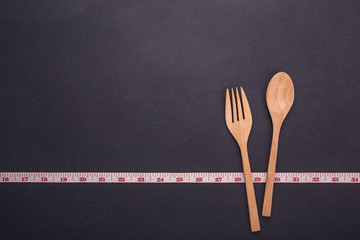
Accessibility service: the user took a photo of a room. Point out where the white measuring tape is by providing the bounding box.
[0,172,359,183]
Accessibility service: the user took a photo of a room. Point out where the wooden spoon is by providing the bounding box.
[262,72,295,217]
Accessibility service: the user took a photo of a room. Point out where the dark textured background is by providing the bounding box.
[1,0,360,239]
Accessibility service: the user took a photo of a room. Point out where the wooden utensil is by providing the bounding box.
[225,87,261,232]
[262,72,295,217]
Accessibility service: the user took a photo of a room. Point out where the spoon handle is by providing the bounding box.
[240,146,261,232]
[262,126,280,217]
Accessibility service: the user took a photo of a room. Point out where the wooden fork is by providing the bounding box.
[225,87,260,232]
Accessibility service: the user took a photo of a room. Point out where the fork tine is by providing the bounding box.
[225,89,232,124]
[240,87,252,121]
[231,88,237,121]
[236,87,243,120]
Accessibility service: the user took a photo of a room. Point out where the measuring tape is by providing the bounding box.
[0,172,359,183]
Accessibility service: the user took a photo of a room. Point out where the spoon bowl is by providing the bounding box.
[266,72,295,124]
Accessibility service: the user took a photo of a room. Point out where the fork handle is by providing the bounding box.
[262,126,280,217]
[240,146,261,232]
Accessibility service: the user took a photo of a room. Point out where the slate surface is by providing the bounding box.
[1,0,360,239]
